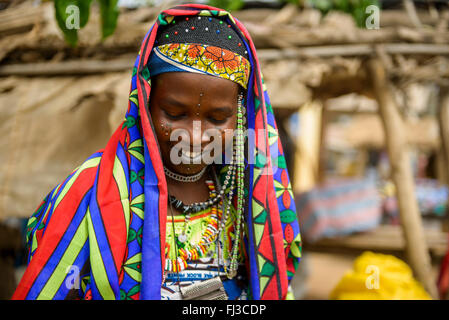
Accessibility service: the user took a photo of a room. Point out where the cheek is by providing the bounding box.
[150,109,171,145]
[219,118,237,148]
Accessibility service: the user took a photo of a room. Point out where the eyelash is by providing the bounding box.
[208,117,228,124]
[163,110,185,120]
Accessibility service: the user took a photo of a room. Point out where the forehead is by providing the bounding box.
[152,72,239,104]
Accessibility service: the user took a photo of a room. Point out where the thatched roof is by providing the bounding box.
[1,2,448,218]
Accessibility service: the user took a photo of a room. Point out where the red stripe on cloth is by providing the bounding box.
[136,25,168,274]
[254,111,266,148]
[171,3,223,12]
[12,166,98,300]
[258,224,274,263]
[257,89,288,299]
[252,174,267,203]
[264,178,288,300]
[164,9,199,16]
[234,18,261,98]
[96,126,129,274]
[262,274,281,300]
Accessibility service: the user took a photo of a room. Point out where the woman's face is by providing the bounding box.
[149,72,240,176]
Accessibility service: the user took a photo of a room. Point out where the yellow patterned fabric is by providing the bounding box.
[152,43,251,89]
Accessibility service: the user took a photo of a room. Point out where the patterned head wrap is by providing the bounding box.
[13,4,301,300]
[147,15,251,88]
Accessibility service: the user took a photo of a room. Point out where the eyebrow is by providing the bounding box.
[161,97,188,109]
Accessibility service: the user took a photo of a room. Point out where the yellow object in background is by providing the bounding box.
[330,251,431,300]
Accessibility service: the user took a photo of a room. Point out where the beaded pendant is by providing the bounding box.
[177,233,187,244]
[165,180,223,273]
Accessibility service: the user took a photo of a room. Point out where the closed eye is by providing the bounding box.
[163,109,185,120]
[207,107,234,124]
[208,117,228,124]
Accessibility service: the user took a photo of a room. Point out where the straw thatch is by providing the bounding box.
[1,1,448,219]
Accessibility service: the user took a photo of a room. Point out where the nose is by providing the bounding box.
[191,120,203,150]
[174,120,211,151]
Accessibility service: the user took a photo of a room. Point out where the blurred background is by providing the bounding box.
[1,0,449,300]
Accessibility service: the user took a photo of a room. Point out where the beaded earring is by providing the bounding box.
[222,93,245,279]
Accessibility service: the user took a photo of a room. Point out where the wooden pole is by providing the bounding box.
[437,87,449,300]
[293,101,322,193]
[317,99,328,184]
[368,58,438,299]
[438,87,449,188]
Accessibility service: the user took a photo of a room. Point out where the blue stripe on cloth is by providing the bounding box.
[115,142,130,191]
[52,239,89,300]
[26,187,92,299]
[148,47,205,78]
[244,43,260,300]
[88,272,100,299]
[40,151,103,239]
[88,172,121,300]
[140,138,162,300]
[27,194,52,264]
[40,170,78,239]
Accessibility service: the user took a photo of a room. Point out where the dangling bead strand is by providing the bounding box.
[224,93,246,279]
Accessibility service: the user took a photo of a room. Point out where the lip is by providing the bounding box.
[180,149,202,164]
[182,150,201,158]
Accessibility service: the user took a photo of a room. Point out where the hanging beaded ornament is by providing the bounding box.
[222,93,246,279]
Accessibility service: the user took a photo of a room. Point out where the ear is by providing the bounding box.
[148,75,160,111]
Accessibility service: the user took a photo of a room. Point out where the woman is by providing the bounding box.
[12,4,301,300]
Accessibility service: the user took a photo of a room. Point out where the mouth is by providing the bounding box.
[180,149,202,164]
[182,150,201,158]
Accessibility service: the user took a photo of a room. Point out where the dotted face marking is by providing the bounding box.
[196,92,204,115]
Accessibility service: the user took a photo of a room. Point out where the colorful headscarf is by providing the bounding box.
[149,43,250,89]
[148,15,251,89]
[12,4,301,300]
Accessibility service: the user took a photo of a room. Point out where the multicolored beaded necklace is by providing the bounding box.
[165,180,222,273]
